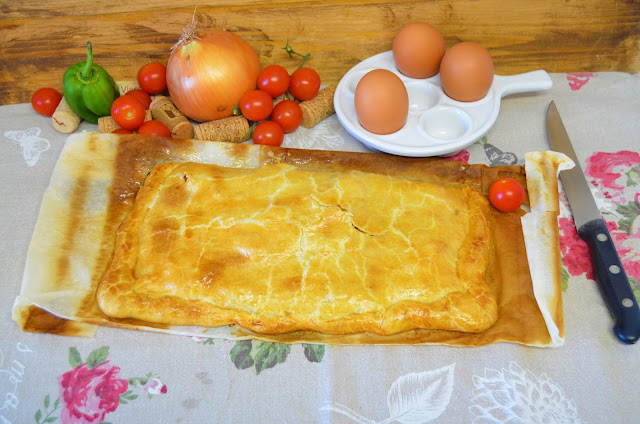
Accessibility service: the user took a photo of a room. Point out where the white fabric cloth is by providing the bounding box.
[1,72,639,423]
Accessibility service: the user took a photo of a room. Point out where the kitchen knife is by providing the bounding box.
[546,101,640,344]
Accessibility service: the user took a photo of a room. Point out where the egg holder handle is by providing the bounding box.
[492,70,553,98]
[456,69,554,153]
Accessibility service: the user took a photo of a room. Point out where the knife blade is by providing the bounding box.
[546,101,640,344]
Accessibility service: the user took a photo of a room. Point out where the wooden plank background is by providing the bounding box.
[1,0,639,105]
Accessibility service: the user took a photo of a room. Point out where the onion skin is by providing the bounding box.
[167,29,261,122]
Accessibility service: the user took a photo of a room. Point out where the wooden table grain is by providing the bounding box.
[1,0,638,105]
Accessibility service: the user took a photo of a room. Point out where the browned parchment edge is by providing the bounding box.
[15,133,560,346]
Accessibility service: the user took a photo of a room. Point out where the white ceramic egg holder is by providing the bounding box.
[334,51,552,157]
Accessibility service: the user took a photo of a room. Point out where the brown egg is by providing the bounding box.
[354,69,408,135]
[440,41,494,102]
[392,22,446,79]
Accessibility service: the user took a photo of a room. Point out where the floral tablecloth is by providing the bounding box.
[2,72,639,423]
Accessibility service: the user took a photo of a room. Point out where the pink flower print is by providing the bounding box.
[585,151,640,191]
[144,378,168,395]
[57,361,128,424]
[558,217,639,282]
[566,72,597,91]
[558,217,594,279]
[444,149,470,163]
[560,151,640,296]
[621,248,640,280]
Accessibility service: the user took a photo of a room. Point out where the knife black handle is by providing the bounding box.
[578,218,640,344]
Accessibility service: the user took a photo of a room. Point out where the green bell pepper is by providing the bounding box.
[63,42,119,123]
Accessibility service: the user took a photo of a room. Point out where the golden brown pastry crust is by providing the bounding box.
[15,133,565,346]
[97,161,498,335]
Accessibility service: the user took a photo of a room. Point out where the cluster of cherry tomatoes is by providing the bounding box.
[110,62,171,136]
[30,62,173,137]
[239,65,321,146]
[32,57,322,147]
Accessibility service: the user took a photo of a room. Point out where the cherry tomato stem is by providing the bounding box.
[282,41,311,68]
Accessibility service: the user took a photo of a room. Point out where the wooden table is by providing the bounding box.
[1,0,639,105]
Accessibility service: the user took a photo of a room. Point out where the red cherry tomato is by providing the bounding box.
[257,65,290,98]
[137,62,167,95]
[252,121,284,146]
[124,89,152,110]
[271,100,303,133]
[137,120,171,137]
[31,87,62,117]
[489,177,525,212]
[112,128,133,134]
[111,96,146,130]
[289,67,320,101]
[239,89,274,122]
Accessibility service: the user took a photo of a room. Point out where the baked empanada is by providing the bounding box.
[97,161,497,335]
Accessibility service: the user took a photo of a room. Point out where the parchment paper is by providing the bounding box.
[12,132,571,346]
